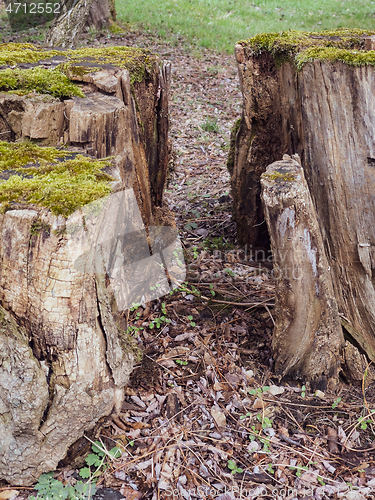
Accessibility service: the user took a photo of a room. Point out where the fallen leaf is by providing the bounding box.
[131,421,150,430]
[204,351,215,365]
[211,407,226,427]
[213,382,224,391]
[278,426,289,438]
[225,372,242,387]
[268,385,285,396]
[327,427,340,453]
[315,390,325,399]
[120,487,143,500]
[337,425,347,444]
[300,470,318,484]
[0,491,18,500]
[252,398,265,410]
[322,460,336,474]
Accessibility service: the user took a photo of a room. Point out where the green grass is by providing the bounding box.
[116,0,375,53]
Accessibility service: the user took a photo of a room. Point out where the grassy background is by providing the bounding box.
[116,0,375,53]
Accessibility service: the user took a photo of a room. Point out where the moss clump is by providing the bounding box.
[240,28,375,69]
[64,46,158,86]
[118,326,143,363]
[0,43,158,97]
[263,171,296,182]
[0,67,84,98]
[66,65,102,78]
[295,47,375,71]
[0,43,62,66]
[0,141,70,171]
[109,22,125,34]
[30,219,51,236]
[0,141,113,217]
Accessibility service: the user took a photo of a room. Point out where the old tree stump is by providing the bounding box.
[229,29,375,389]
[0,43,181,485]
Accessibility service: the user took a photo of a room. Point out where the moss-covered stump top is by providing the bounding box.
[238,28,375,70]
[0,43,159,98]
[0,141,113,217]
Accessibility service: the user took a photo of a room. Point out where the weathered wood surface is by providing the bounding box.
[0,206,136,485]
[0,46,175,485]
[0,93,65,144]
[0,57,170,208]
[230,31,375,372]
[261,156,344,388]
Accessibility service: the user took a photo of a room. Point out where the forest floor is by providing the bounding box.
[1,20,375,500]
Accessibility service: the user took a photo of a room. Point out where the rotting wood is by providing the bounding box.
[261,156,344,389]
[0,43,176,486]
[230,29,375,375]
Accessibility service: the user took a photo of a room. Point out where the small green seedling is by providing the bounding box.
[260,438,270,452]
[291,465,308,477]
[332,397,342,409]
[256,414,273,429]
[30,472,97,500]
[249,386,270,396]
[175,359,188,366]
[240,412,252,420]
[201,117,219,134]
[209,284,215,296]
[187,315,196,327]
[358,416,369,430]
[149,316,171,329]
[301,385,306,398]
[79,440,121,480]
[227,460,243,474]
[184,222,198,231]
[266,463,275,474]
[249,425,257,441]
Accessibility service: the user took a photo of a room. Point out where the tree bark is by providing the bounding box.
[86,0,116,30]
[0,47,178,486]
[45,0,115,48]
[230,30,375,377]
[261,156,344,389]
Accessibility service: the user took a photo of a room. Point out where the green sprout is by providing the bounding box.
[227,459,243,475]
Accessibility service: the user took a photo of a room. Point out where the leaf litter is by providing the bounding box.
[1,21,375,500]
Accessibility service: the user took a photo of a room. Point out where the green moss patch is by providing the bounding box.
[0,141,113,217]
[0,43,159,95]
[63,46,158,86]
[0,141,70,171]
[295,46,375,71]
[0,43,62,66]
[240,28,375,69]
[0,67,84,98]
[263,171,296,182]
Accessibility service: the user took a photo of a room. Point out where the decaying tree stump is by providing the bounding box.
[229,29,375,384]
[261,156,344,388]
[0,44,180,486]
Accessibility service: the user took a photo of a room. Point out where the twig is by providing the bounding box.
[210,299,275,307]
[264,304,275,326]
[278,434,304,447]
